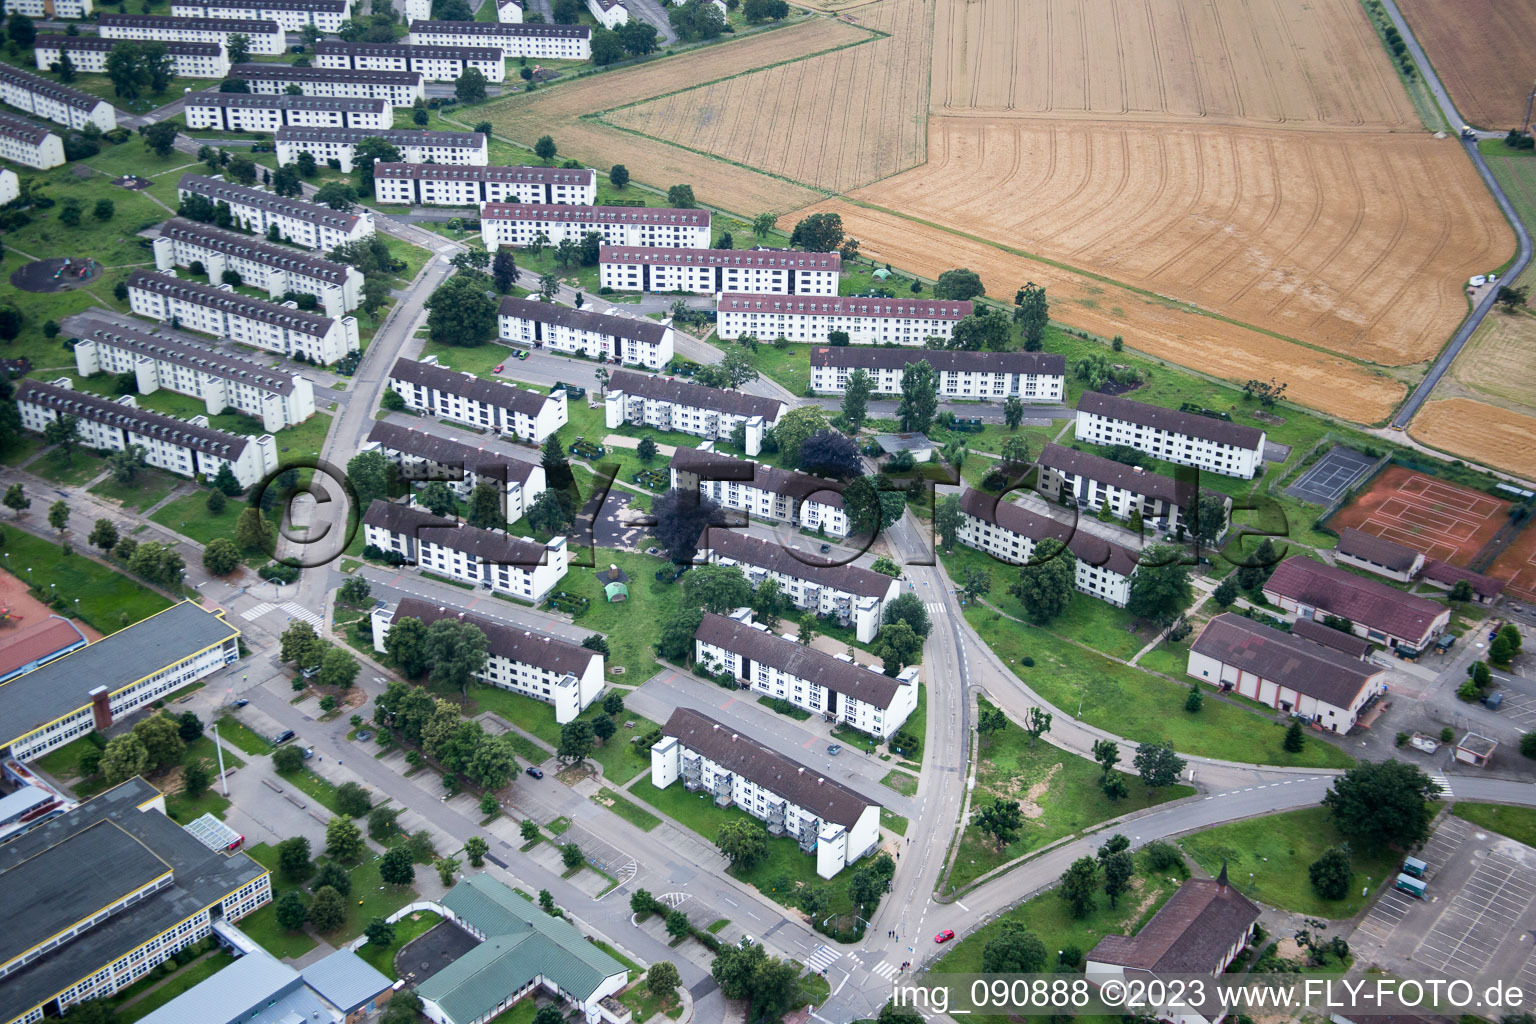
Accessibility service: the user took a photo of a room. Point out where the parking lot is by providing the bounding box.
[1352,815,1536,985]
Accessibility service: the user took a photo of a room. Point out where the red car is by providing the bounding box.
[934,929,955,944]
[492,364,504,374]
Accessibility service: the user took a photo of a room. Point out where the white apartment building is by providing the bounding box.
[1074,391,1267,480]
[717,293,972,347]
[699,527,900,643]
[4,0,90,19]
[0,65,116,133]
[0,170,16,206]
[651,707,881,879]
[694,609,920,740]
[403,0,428,19]
[1036,442,1230,539]
[670,443,850,538]
[599,245,840,296]
[227,64,425,105]
[604,369,783,456]
[957,487,1140,607]
[371,163,595,206]
[361,500,569,605]
[275,127,486,173]
[178,174,376,252]
[586,0,626,27]
[170,0,349,32]
[387,355,568,444]
[0,113,62,170]
[34,36,229,79]
[17,378,279,489]
[481,203,710,249]
[127,270,360,366]
[407,20,591,59]
[155,217,364,316]
[498,297,675,370]
[183,94,392,132]
[809,346,1066,403]
[495,0,521,20]
[98,13,284,54]
[373,598,601,724]
[314,40,505,82]
[69,311,316,433]
[363,420,547,522]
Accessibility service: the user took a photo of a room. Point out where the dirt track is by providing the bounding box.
[1409,398,1536,481]
[1395,0,1536,130]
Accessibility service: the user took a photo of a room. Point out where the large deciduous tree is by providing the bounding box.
[1008,536,1076,624]
[1321,760,1440,852]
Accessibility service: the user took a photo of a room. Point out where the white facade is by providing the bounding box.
[183,94,392,132]
[314,41,505,82]
[228,64,425,105]
[362,501,569,606]
[275,128,487,173]
[586,0,626,27]
[717,293,971,346]
[495,0,521,20]
[407,20,591,59]
[0,114,62,170]
[17,378,279,490]
[98,13,284,53]
[599,245,840,296]
[363,420,548,523]
[178,174,375,252]
[35,36,229,79]
[0,170,16,206]
[498,298,675,371]
[387,355,568,444]
[1074,391,1266,480]
[371,163,596,207]
[1186,630,1383,734]
[480,203,709,249]
[4,0,91,19]
[670,443,850,538]
[170,0,348,32]
[809,347,1066,403]
[603,369,782,456]
[1034,442,1227,539]
[155,217,364,316]
[0,65,116,133]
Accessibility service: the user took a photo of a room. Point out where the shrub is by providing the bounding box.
[1141,841,1182,873]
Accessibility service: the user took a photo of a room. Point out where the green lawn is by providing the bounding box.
[0,530,172,635]
[882,769,918,797]
[163,786,231,824]
[237,901,318,960]
[276,765,353,816]
[619,983,682,1022]
[240,846,419,958]
[117,951,236,1023]
[149,492,246,547]
[1180,806,1403,918]
[215,715,272,756]
[88,469,183,513]
[1453,803,1536,848]
[1137,637,1192,677]
[358,909,442,976]
[594,786,662,831]
[739,340,812,396]
[485,1001,539,1024]
[948,699,1194,893]
[417,338,524,380]
[465,683,656,783]
[542,549,687,680]
[1479,141,1536,284]
[880,809,909,835]
[34,734,100,781]
[29,447,105,486]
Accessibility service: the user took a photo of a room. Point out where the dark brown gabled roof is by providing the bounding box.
[388,356,557,417]
[228,63,422,85]
[186,94,390,114]
[1289,616,1374,659]
[671,447,845,509]
[315,39,502,61]
[392,598,596,678]
[1336,527,1421,573]
[809,346,1064,376]
[183,0,347,9]
[1264,556,1448,643]
[702,527,897,601]
[600,244,840,273]
[694,612,903,709]
[0,64,107,112]
[1089,877,1259,973]
[1420,559,1505,599]
[0,112,55,147]
[497,297,670,347]
[127,270,337,338]
[365,421,538,485]
[159,217,354,285]
[1076,391,1265,450]
[63,309,298,397]
[662,707,877,827]
[408,19,591,38]
[1191,613,1380,710]
[35,34,222,56]
[276,126,484,148]
[1038,443,1194,507]
[100,12,281,32]
[719,294,972,322]
[178,173,364,233]
[958,488,1141,577]
[607,369,783,422]
[361,500,549,567]
[17,380,251,460]
[482,203,708,227]
[373,162,594,186]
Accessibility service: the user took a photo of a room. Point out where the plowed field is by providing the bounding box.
[1395,0,1536,130]
[1409,399,1536,481]
[1451,309,1536,415]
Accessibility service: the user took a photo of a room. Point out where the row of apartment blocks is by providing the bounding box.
[315,39,506,82]
[67,310,317,433]
[0,112,62,169]
[17,378,279,489]
[35,37,230,80]
[717,294,973,347]
[372,163,596,206]
[154,216,364,316]
[362,420,548,523]
[387,355,568,444]
[1035,442,1229,540]
[404,0,523,19]
[361,500,569,605]
[171,0,350,32]
[407,19,591,59]
[3,0,92,19]
[1075,390,1267,479]
[498,297,676,370]
[275,127,487,173]
[0,64,116,133]
[603,369,784,457]
[480,202,711,249]
[225,63,425,105]
[178,173,375,252]
[184,94,392,132]
[373,598,601,723]
[671,443,850,538]
[126,270,360,366]
[598,245,841,296]
[809,346,1065,402]
[651,707,881,879]
[99,13,285,54]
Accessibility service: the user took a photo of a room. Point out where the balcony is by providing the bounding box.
[712,772,734,808]
[798,816,821,852]
[681,756,702,790]
[765,799,787,837]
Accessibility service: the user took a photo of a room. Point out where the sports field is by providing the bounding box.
[1394,0,1536,130]
[1489,522,1536,603]
[1329,465,1509,565]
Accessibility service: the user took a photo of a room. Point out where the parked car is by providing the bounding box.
[515,350,528,360]
[272,729,296,745]
[935,929,955,944]
[525,766,544,779]
[231,698,249,709]
[493,364,504,373]
[302,747,314,760]
[827,744,842,756]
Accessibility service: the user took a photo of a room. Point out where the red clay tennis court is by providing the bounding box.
[1330,465,1508,565]
[1490,525,1536,603]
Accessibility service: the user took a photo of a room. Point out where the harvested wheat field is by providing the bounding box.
[1451,309,1536,417]
[854,121,1509,366]
[931,0,1418,128]
[605,0,931,192]
[1395,0,1536,130]
[1410,399,1536,481]
[792,200,1406,420]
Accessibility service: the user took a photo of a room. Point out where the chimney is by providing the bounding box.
[90,686,112,732]
[797,766,803,774]
[731,733,738,742]
[1217,860,1229,891]
[817,777,823,785]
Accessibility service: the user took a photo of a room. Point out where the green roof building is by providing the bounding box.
[416,874,629,1024]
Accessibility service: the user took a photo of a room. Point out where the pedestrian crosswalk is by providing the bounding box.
[868,960,899,980]
[240,602,276,621]
[804,945,843,973]
[925,602,945,616]
[281,602,324,628]
[1427,773,1452,794]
